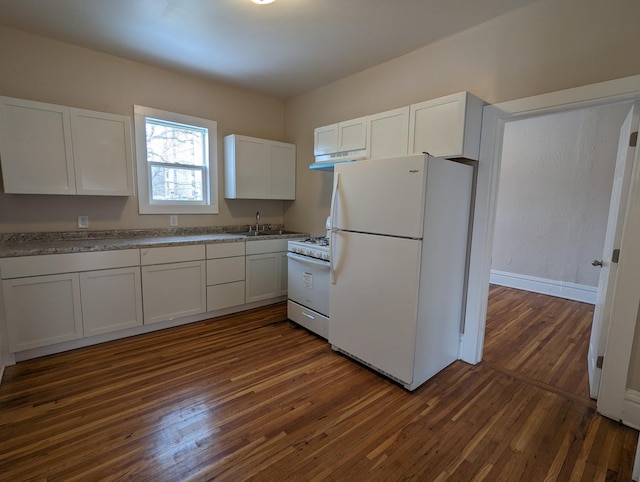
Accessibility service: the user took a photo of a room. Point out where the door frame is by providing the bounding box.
[461,74,640,365]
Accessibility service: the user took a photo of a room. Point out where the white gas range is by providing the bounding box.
[286,237,330,339]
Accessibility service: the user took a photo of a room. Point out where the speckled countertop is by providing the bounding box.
[0,226,308,258]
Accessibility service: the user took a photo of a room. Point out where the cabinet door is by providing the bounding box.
[0,97,76,194]
[3,273,83,351]
[278,251,289,296]
[80,267,143,336]
[71,109,135,196]
[408,93,466,158]
[368,107,409,160]
[268,142,296,200]
[313,124,338,156]
[245,253,279,303]
[338,117,368,152]
[231,136,268,199]
[142,261,206,324]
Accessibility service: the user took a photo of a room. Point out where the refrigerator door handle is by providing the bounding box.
[330,172,340,284]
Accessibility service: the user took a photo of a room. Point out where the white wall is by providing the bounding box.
[491,103,631,297]
[283,0,640,237]
[0,26,288,233]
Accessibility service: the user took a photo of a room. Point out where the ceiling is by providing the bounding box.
[0,0,539,99]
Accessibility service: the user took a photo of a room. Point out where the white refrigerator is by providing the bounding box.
[329,154,473,390]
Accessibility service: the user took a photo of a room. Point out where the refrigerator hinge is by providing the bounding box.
[596,356,604,369]
[630,131,638,147]
[612,248,620,263]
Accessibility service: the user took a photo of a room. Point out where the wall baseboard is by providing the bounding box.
[490,270,597,304]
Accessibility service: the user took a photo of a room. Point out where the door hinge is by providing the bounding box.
[597,356,604,369]
[630,131,638,147]
[612,248,620,263]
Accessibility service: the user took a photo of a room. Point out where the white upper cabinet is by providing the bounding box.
[70,108,135,196]
[408,92,484,160]
[313,116,368,157]
[368,106,410,160]
[268,142,296,200]
[313,124,339,156]
[311,92,484,167]
[337,116,368,152]
[0,98,76,194]
[224,134,296,200]
[0,96,135,196]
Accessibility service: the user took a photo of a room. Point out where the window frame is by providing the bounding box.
[134,105,219,214]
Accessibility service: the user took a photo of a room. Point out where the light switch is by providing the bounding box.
[78,216,89,228]
[170,215,178,226]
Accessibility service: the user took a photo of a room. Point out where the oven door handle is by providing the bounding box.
[287,252,330,268]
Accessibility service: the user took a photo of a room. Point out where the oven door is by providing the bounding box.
[287,252,330,317]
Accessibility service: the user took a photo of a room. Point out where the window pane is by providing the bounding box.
[145,118,206,167]
[150,165,204,201]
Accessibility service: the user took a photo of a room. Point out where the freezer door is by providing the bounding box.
[333,155,427,238]
[329,231,421,384]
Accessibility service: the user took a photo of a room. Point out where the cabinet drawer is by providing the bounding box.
[206,242,245,259]
[245,238,290,255]
[207,281,245,311]
[207,257,245,285]
[140,245,205,265]
[0,249,140,279]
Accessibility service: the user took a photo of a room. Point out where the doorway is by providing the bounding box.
[491,104,629,304]
[486,103,630,401]
[460,74,640,426]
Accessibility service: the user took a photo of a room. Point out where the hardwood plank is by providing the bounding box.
[0,289,637,481]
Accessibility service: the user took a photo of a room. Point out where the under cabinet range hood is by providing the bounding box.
[311,119,368,171]
[309,150,366,171]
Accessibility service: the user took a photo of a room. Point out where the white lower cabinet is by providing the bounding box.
[206,242,245,311]
[141,245,206,324]
[0,249,141,352]
[3,273,83,352]
[245,239,291,303]
[80,267,143,336]
[245,253,279,303]
[0,238,296,356]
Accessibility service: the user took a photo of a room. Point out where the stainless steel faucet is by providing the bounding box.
[255,211,260,232]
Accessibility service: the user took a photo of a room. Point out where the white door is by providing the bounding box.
[597,107,640,423]
[588,102,639,399]
[332,155,427,238]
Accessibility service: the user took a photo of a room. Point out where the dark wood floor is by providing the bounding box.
[0,285,637,481]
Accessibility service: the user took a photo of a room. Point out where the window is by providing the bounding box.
[134,105,218,214]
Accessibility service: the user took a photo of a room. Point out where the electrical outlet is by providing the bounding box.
[170,215,178,227]
[78,216,89,229]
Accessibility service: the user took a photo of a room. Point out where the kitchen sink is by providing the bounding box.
[238,229,300,237]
